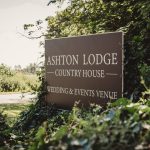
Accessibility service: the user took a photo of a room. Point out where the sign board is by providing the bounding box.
[45,32,123,108]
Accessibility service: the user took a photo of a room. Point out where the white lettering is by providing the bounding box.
[96,90,118,99]
[83,53,118,65]
[47,55,79,66]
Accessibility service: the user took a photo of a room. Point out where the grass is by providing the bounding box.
[0,103,30,126]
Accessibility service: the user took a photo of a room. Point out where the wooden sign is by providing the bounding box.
[45,32,123,108]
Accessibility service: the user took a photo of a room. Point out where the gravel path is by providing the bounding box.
[0,93,37,104]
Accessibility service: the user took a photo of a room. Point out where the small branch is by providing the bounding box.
[17,31,48,39]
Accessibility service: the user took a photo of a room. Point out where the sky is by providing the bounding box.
[0,0,58,68]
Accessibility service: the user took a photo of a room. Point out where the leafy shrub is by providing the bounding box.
[3,99,147,150]
[139,63,150,89]
[12,100,57,132]
[27,99,150,150]
[0,112,10,147]
[0,64,14,77]
[0,65,40,92]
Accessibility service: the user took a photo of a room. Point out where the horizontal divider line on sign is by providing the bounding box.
[106,73,118,76]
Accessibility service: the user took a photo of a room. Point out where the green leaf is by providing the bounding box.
[111,98,131,107]
[53,125,68,141]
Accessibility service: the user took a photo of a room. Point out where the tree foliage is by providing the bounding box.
[24,0,150,100]
[44,0,150,100]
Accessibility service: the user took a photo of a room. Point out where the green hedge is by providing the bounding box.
[0,64,40,92]
[2,98,149,150]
